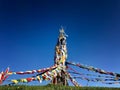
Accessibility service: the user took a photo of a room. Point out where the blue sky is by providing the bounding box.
[0,0,120,87]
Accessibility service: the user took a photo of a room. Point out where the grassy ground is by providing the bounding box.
[0,84,120,90]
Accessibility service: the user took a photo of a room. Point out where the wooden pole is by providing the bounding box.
[52,28,68,85]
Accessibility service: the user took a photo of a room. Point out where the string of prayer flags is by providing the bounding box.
[9,65,63,84]
[67,61,120,77]
[0,67,10,84]
[8,65,57,75]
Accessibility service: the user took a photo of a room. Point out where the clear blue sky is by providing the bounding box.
[0,0,120,87]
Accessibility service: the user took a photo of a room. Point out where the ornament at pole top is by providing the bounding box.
[59,28,68,37]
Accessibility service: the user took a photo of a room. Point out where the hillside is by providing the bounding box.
[0,85,119,90]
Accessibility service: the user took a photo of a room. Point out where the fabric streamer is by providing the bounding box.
[102,82,120,84]
[69,71,114,79]
[8,65,57,75]
[66,71,81,86]
[68,66,115,79]
[67,61,120,85]
[0,67,10,84]
[9,65,63,84]
[67,61,120,77]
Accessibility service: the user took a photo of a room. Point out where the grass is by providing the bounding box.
[0,84,120,90]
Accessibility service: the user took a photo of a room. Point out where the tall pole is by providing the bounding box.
[52,28,68,85]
